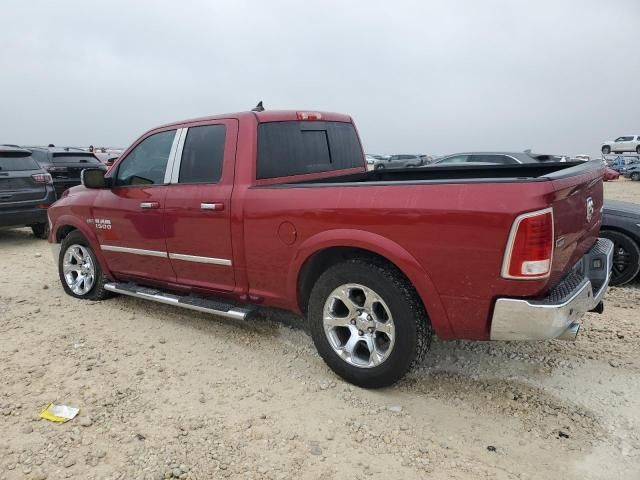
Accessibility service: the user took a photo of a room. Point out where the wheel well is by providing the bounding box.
[601,226,640,247]
[55,225,77,243]
[297,246,420,314]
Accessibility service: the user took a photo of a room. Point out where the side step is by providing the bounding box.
[104,282,256,320]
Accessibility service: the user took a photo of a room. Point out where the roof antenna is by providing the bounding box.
[252,101,264,112]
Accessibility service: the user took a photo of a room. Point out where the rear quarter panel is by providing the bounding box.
[240,180,559,340]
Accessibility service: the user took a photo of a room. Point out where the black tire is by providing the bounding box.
[600,230,640,286]
[631,172,640,181]
[31,223,49,239]
[375,164,385,170]
[307,258,431,388]
[58,230,113,300]
[601,146,611,155]
[636,146,640,154]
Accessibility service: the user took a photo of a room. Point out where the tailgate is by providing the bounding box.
[545,161,604,286]
[0,173,48,204]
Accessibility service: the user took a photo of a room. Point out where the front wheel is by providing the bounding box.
[631,172,640,181]
[602,146,611,154]
[308,258,431,388]
[636,146,640,154]
[600,230,640,286]
[58,230,113,300]
[374,164,385,170]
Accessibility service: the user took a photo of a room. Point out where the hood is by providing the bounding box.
[603,200,640,219]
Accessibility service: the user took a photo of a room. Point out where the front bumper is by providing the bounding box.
[490,238,614,341]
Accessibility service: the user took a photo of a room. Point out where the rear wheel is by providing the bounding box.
[58,231,112,300]
[601,146,611,154]
[636,146,640,154]
[31,223,49,239]
[600,230,640,286]
[631,172,640,181]
[308,258,431,388]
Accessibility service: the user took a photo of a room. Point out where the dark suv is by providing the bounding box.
[0,146,56,238]
[27,147,105,198]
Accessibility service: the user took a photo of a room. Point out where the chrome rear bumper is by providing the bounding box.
[490,238,614,341]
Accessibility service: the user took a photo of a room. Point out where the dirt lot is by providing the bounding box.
[1,179,639,480]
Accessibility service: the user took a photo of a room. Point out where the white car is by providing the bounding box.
[601,136,640,155]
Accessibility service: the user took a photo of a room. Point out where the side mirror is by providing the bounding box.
[81,168,110,188]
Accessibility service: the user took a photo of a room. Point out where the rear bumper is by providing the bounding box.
[490,238,614,341]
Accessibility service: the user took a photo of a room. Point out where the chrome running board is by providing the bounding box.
[104,282,255,320]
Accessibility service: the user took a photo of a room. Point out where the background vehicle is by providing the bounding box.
[374,154,424,169]
[27,146,106,198]
[605,154,639,174]
[603,167,620,181]
[364,154,377,170]
[624,163,640,181]
[601,200,640,286]
[601,136,640,155]
[0,146,56,238]
[48,110,612,388]
[429,152,566,165]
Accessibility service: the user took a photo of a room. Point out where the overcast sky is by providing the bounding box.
[1,0,639,156]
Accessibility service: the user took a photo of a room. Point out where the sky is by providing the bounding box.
[1,0,639,157]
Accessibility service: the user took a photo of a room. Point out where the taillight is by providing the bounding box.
[501,207,554,279]
[31,173,53,185]
[296,111,322,120]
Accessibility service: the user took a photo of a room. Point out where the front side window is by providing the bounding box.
[178,125,226,184]
[257,121,362,179]
[615,136,633,142]
[115,130,176,186]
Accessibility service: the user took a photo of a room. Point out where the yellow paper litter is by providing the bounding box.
[39,403,79,423]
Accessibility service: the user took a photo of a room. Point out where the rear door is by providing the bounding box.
[164,120,238,292]
[92,129,178,282]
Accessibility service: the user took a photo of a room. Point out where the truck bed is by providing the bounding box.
[278,161,595,186]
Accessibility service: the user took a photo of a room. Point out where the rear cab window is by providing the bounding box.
[256,121,363,180]
[178,125,226,184]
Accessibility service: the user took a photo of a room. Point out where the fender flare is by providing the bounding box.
[52,215,114,279]
[287,229,454,338]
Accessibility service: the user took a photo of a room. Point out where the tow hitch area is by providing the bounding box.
[589,301,604,314]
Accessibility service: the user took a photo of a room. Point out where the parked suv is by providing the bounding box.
[601,136,640,155]
[27,146,105,198]
[0,146,56,238]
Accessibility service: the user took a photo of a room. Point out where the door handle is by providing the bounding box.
[140,202,160,209]
[201,202,225,211]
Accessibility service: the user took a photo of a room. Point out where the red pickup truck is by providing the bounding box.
[48,110,614,387]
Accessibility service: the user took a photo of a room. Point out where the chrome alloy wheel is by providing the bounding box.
[323,283,396,368]
[62,244,96,296]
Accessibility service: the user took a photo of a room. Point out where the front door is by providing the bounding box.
[92,128,178,283]
[164,120,237,292]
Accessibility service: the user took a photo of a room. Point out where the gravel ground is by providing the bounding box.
[1,178,639,480]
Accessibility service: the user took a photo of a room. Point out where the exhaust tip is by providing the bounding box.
[557,322,580,341]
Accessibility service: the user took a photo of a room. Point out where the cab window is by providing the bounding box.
[115,130,176,186]
[178,125,226,184]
